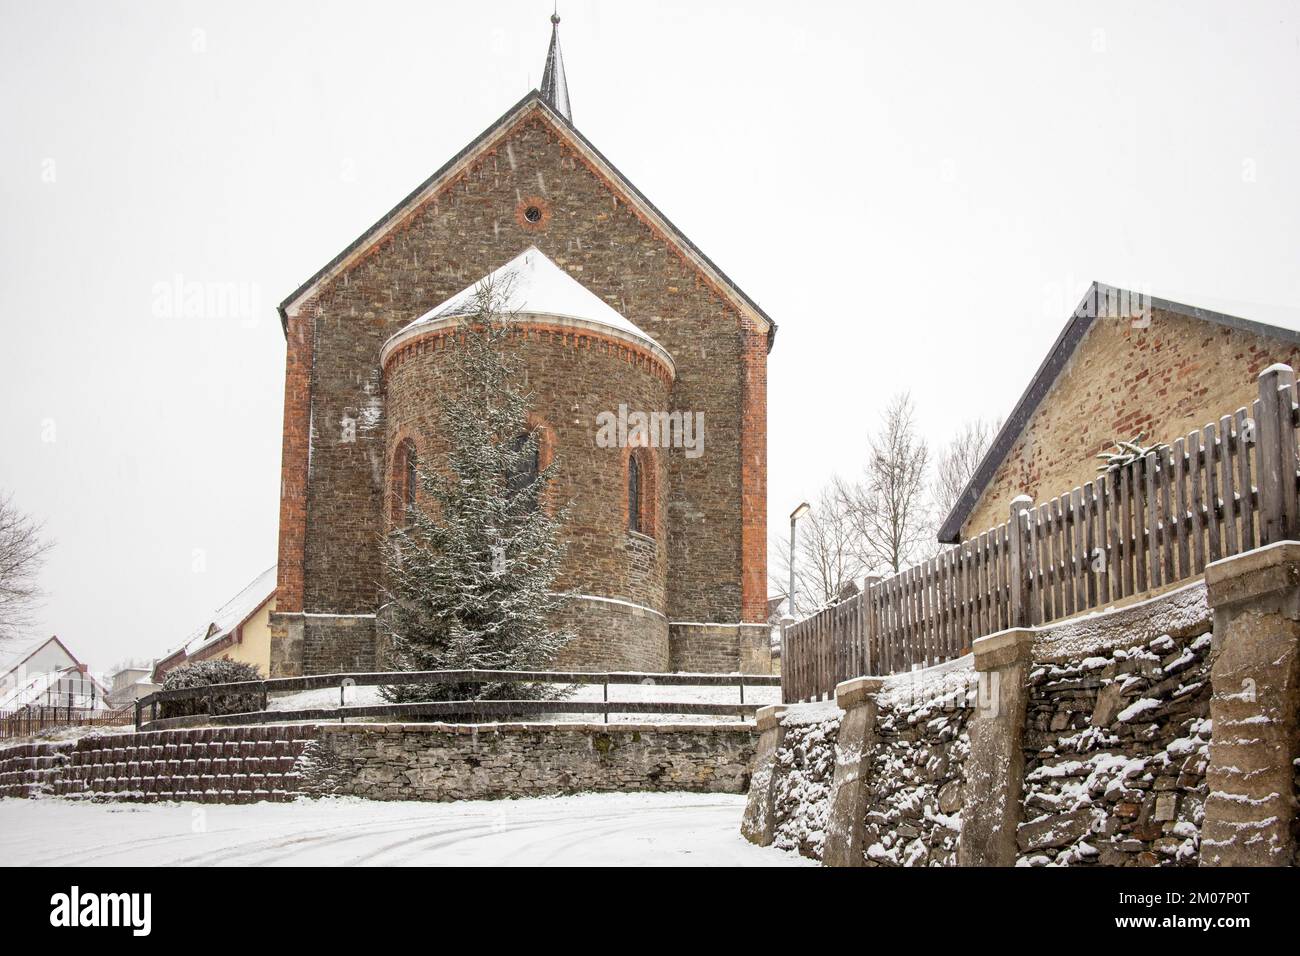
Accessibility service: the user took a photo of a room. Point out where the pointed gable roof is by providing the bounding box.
[539,14,572,123]
[276,92,776,347]
[936,282,1300,543]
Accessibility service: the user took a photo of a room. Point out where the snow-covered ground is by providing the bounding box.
[266,680,780,724]
[0,794,811,867]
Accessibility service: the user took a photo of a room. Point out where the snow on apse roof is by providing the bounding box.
[381,247,674,372]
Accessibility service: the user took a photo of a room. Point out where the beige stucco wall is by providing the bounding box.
[199,598,275,677]
[963,308,1300,540]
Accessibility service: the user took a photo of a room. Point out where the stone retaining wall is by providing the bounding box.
[1,720,757,805]
[743,556,1300,868]
[770,711,838,859]
[862,668,975,867]
[1018,630,1212,866]
[0,726,315,802]
[303,722,757,801]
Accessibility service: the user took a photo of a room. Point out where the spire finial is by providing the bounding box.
[539,10,572,123]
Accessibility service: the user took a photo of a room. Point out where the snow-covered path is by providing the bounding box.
[0,793,811,867]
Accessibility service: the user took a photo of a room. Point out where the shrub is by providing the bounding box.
[158,659,264,719]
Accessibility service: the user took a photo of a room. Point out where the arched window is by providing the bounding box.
[628,454,642,534]
[506,433,540,499]
[404,446,418,515]
[392,439,418,525]
[626,447,655,537]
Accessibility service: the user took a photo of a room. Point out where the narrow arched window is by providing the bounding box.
[628,453,642,534]
[404,446,418,515]
[392,439,418,525]
[506,433,540,500]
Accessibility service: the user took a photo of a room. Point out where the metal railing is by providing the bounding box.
[134,668,781,731]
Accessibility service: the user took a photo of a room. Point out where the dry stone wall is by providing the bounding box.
[862,671,975,867]
[306,722,756,801]
[1018,630,1212,866]
[770,711,839,860]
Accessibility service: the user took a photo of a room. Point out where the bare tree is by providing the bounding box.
[837,392,932,574]
[933,417,1000,519]
[0,493,51,646]
[770,488,869,618]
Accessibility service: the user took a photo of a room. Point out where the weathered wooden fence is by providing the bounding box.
[1,704,135,739]
[782,363,1300,703]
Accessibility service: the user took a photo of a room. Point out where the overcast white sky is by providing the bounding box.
[2,0,1298,672]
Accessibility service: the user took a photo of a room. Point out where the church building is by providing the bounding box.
[269,17,775,677]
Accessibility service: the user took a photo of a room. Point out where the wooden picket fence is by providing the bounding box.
[782,363,1300,703]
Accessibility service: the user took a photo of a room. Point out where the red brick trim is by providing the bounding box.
[388,435,419,526]
[275,309,314,613]
[515,195,552,231]
[739,322,768,624]
[381,321,674,385]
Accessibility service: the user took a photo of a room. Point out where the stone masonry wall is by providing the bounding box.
[670,623,771,674]
[770,711,839,860]
[1017,629,1213,866]
[965,308,1300,538]
[284,109,763,635]
[861,667,975,867]
[304,722,756,800]
[302,615,381,675]
[1,720,757,805]
[385,326,671,617]
[550,597,669,672]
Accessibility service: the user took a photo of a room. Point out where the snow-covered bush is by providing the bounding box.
[158,659,263,718]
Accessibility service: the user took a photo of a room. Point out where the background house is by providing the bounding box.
[152,564,276,681]
[0,636,110,713]
[940,283,1300,545]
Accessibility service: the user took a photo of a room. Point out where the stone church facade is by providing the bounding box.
[269,19,775,677]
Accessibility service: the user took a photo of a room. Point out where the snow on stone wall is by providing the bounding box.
[1017,630,1213,866]
[861,667,975,867]
[770,713,839,860]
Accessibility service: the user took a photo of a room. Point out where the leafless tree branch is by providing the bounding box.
[837,392,933,574]
[0,492,52,647]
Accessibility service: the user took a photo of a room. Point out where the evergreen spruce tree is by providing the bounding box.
[379,274,572,703]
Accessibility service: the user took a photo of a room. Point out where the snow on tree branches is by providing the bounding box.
[379,273,572,704]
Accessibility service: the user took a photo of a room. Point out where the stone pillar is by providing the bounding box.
[959,628,1034,867]
[1200,542,1300,867]
[821,676,883,867]
[268,612,305,678]
[740,704,787,845]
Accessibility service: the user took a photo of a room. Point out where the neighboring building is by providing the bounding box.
[939,283,1300,544]
[153,565,277,681]
[270,16,774,677]
[0,636,110,713]
[106,662,159,709]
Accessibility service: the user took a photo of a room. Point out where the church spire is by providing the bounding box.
[539,11,572,124]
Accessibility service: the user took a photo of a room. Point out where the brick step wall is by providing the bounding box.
[0,725,318,803]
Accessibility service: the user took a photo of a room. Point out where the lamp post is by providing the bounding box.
[788,501,811,617]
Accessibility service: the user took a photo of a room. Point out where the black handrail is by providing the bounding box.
[135,668,780,730]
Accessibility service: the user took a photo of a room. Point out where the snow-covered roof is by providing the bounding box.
[380,247,674,374]
[1,635,80,681]
[165,563,277,662]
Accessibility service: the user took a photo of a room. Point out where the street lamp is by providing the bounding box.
[788,501,811,616]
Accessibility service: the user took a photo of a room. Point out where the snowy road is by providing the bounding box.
[0,793,811,867]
